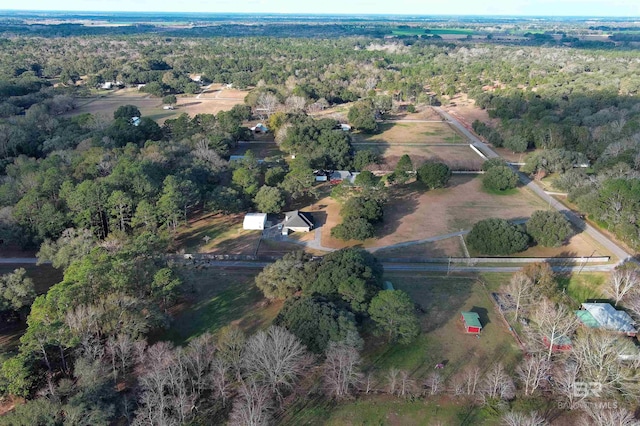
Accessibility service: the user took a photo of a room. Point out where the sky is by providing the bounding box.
[1,0,640,17]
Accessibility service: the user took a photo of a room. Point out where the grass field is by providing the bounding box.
[282,272,519,426]
[175,213,261,255]
[161,268,280,345]
[319,176,548,250]
[67,85,248,124]
[352,122,463,145]
[355,144,484,171]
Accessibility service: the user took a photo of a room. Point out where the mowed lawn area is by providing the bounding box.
[282,272,521,426]
[355,144,483,171]
[319,176,548,250]
[352,122,464,145]
[174,212,262,255]
[161,268,281,345]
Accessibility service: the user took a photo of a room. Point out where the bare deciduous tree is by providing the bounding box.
[185,332,216,396]
[323,341,362,399]
[255,92,279,119]
[463,366,482,396]
[211,357,232,406]
[387,368,399,395]
[582,406,639,426]
[501,411,547,426]
[284,96,306,113]
[552,361,583,410]
[516,354,551,396]
[425,372,444,396]
[242,326,310,398]
[507,271,533,321]
[228,380,273,426]
[571,329,639,397]
[480,363,515,402]
[399,370,414,398]
[532,299,578,361]
[193,139,228,172]
[606,267,639,306]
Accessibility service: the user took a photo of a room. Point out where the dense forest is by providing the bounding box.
[0,15,640,425]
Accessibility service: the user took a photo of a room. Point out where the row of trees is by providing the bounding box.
[467,211,573,255]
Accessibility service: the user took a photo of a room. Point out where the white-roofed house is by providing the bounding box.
[576,303,637,337]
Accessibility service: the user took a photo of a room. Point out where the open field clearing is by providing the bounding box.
[282,272,519,426]
[355,144,484,171]
[319,176,549,250]
[67,86,247,124]
[374,237,465,259]
[161,268,280,344]
[175,213,261,255]
[352,121,464,145]
[229,143,284,159]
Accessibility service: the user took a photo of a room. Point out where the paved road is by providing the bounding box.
[433,106,634,264]
[0,258,42,264]
[433,107,499,159]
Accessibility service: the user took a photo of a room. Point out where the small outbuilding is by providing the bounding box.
[543,334,572,352]
[461,311,482,333]
[243,213,267,230]
[251,123,269,134]
[383,281,395,291]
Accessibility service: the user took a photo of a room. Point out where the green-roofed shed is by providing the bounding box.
[461,311,482,333]
[383,281,394,291]
[575,310,599,328]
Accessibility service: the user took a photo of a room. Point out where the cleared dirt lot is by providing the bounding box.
[355,144,484,171]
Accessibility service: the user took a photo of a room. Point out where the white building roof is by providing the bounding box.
[243,213,267,230]
[582,303,637,334]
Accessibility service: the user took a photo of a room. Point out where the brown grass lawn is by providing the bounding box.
[513,230,613,259]
[365,273,521,380]
[318,176,548,250]
[67,85,248,125]
[373,237,465,259]
[175,213,261,255]
[161,268,280,344]
[352,121,463,145]
[356,143,483,171]
[229,143,284,160]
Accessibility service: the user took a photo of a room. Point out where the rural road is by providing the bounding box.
[0,258,42,264]
[433,106,634,264]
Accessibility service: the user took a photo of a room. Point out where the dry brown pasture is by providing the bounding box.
[175,213,261,255]
[68,85,248,124]
[317,176,551,250]
[352,121,463,145]
[356,144,484,171]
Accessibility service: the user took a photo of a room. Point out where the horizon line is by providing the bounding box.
[0,9,639,19]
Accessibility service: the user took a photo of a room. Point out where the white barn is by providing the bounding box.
[243,213,267,230]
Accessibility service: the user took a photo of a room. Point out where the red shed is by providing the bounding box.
[461,311,482,333]
[543,334,572,351]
